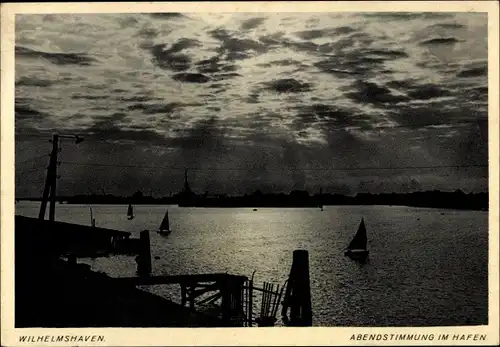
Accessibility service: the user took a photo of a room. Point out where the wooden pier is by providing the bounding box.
[15,213,313,328]
[15,133,315,327]
[15,216,243,327]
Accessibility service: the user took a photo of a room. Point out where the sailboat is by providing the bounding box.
[345,218,369,260]
[319,188,324,211]
[127,204,135,220]
[89,207,96,227]
[158,209,172,236]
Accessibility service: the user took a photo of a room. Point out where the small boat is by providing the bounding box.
[319,188,324,211]
[253,208,258,211]
[89,207,96,227]
[345,218,369,261]
[127,204,135,220]
[158,210,171,236]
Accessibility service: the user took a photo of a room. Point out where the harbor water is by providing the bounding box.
[15,202,488,326]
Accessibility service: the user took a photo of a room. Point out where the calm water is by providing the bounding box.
[16,202,488,326]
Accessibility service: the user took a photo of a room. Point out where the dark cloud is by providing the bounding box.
[314,45,407,78]
[334,26,357,35]
[286,40,318,53]
[119,95,158,102]
[419,37,463,45]
[210,28,272,60]
[324,130,381,169]
[16,76,54,87]
[263,78,312,93]
[16,46,96,66]
[169,117,224,150]
[245,92,259,104]
[15,104,48,120]
[345,80,408,105]
[127,102,198,114]
[149,13,184,19]
[83,122,170,144]
[212,72,242,81]
[294,26,357,40]
[137,27,159,39]
[226,52,251,61]
[293,104,371,130]
[172,73,211,83]
[386,80,416,90]
[316,32,375,54]
[468,86,488,101]
[257,59,306,68]
[454,127,488,167]
[195,56,239,75]
[407,85,451,100]
[71,94,109,100]
[366,49,408,59]
[240,17,267,30]
[386,102,485,129]
[361,12,453,21]
[457,65,487,78]
[315,57,373,78]
[167,38,201,54]
[294,28,333,40]
[428,22,465,29]
[149,43,192,71]
[258,32,286,45]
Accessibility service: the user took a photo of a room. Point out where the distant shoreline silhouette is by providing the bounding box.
[16,189,488,211]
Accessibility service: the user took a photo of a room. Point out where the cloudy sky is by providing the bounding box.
[15,12,488,197]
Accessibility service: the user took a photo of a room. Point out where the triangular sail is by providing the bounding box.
[89,207,96,227]
[127,204,134,219]
[160,210,170,231]
[347,218,367,250]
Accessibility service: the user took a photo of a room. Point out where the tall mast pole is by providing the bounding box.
[38,134,58,221]
[48,134,59,221]
[38,134,83,221]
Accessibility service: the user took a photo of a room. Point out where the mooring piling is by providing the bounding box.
[281,249,312,326]
[137,230,152,276]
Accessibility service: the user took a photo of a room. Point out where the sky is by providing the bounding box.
[15,12,488,197]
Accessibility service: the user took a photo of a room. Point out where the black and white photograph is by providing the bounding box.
[2,1,499,345]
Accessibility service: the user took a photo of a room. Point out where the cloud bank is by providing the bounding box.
[15,12,488,196]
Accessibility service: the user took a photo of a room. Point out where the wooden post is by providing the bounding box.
[248,279,253,327]
[189,286,195,309]
[137,230,151,276]
[282,250,312,326]
[220,278,233,326]
[48,134,59,221]
[39,134,58,221]
[180,284,187,307]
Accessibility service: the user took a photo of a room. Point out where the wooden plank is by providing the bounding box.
[196,292,222,306]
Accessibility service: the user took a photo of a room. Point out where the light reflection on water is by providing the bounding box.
[16,202,488,326]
